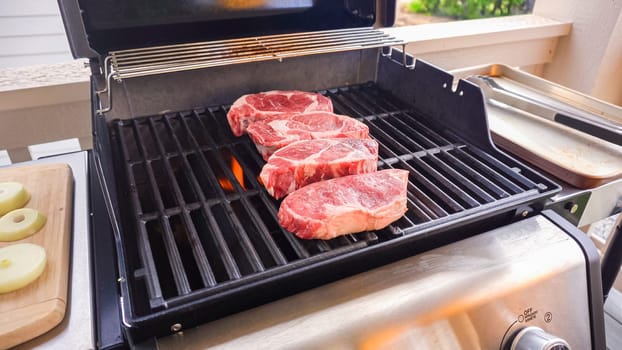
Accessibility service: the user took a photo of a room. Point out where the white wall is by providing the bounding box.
[534,0,622,105]
[0,0,73,68]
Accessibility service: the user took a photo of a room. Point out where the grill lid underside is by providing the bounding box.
[59,0,396,59]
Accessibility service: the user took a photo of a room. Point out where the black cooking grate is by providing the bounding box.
[110,82,554,315]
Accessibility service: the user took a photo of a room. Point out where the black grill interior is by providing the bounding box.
[110,82,554,317]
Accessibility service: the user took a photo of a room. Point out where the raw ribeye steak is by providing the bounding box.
[227,90,332,136]
[247,112,369,160]
[260,138,379,199]
[278,169,409,240]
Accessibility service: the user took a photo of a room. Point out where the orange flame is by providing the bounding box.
[218,157,246,192]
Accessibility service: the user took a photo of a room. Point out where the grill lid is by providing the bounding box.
[58,0,396,60]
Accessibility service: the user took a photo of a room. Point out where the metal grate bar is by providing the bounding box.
[346,86,459,222]
[437,150,510,200]
[191,110,219,147]
[152,113,243,281]
[212,112,371,253]
[182,111,265,276]
[382,136,462,213]
[214,106,248,142]
[114,31,391,67]
[201,206,243,280]
[315,240,332,253]
[328,89,474,213]
[334,86,450,150]
[365,119,413,156]
[359,109,413,120]
[114,27,386,55]
[228,147,288,266]
[205,148,267,273]
[131,121,192,296]
[224,116,372,250]
[366,87,456,147]
[115,123,164,307]
[353,88,454,152]
[465,147,541,190]
[377,157,442,221]
[399,111,455,147]
[368,115,428,152]
[207,106,372,255]
[341,91,488,206]
[148,118,218,288]
[353,85,538,199]
[334,88,482,209]
[451,148,526,195]
[405,197,435,222]
[329,94,455,215]
[109,28,403,80]
[415,126,532,196]
[154,116,220,287]
[408,154,479,209]
[374,113,435,150]
[424,153,496,204]
[235,141,311,259]
[363,114,416,154]
[377,151,433,167]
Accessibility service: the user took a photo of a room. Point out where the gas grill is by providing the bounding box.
[58,1,609,349]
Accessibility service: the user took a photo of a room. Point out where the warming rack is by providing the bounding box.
[95,27,405,114]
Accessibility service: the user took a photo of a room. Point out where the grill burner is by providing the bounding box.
[109,82,556,331]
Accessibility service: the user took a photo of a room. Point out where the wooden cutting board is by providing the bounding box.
[0,163,73,350]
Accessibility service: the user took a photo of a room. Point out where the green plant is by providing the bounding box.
[408,0,533,20]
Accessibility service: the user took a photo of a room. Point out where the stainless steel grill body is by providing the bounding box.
[154,213,596,350]
[89,51,565,344]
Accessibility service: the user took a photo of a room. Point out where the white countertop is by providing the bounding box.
[0,60,89,92]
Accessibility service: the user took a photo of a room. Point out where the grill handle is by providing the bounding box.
[602,213,622,301]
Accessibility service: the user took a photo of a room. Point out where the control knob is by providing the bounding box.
[510,326,570,350]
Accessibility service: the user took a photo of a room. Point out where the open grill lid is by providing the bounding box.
[58,0,397,60]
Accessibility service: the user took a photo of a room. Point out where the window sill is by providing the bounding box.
[0,60,90,112]
[0,60,91,163]
[385,14,572,70]
[0,60,89,92]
